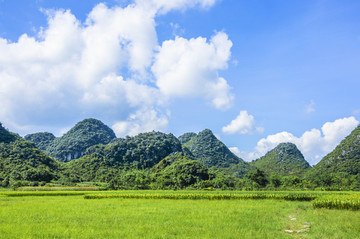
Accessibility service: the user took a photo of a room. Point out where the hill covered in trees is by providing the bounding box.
[0,123,20,144]
[251,143,310,176]
[24,132,56,151]
[0,136,61,188]
[26,118,116,162]
[306,125,360,190]
[181,129,247,168]
[313,125,360,175]
[1,119,359,190]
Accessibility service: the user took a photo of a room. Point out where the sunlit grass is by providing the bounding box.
[0,191,359,238]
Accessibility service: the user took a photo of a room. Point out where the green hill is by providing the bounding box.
[312,125,360,175]
[151,153,210,189]
[0,138,61,186]
[251,142,311,176]
[0,123,19,143]
[62,131,183,182]
[43,119,116,162]
[24,132,55,151]
[181,129,249,171]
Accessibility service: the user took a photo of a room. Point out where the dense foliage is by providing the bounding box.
[251,143,310,176]
[1,120,360,191]
[43,118,116,162]
[312,125,360,175]
[0,139,61,187]
[24,132,55,151]
[0,122,19,143]
[181,129,247,168]
[304,125,360,190]
[59,131,183,183]
[151,153,210,189]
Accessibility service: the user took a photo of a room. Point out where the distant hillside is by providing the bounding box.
[178,132,197,145]
[312,125,360,175]
[181,129,249,170]
[151,153,210,189]
[251,142,311,176]
[25,132,55,151]
[0,138,61,186]
[63,131,183,182]
[43,118,116,162]
[0,123,19,144]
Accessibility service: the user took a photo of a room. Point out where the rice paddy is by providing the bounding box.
[0,190,359,238]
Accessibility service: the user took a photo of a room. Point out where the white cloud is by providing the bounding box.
[229,147,261,162]
[152,32,234,110]
[222,111,264,135]
[112,107,169,137]
[249,116,359,165]
[229,147,240,156]
[0,1,231,135]
[135,0,217,15]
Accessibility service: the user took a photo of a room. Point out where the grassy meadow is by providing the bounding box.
[0,190,359,238]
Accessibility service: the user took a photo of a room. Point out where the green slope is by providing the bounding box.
[44,118,116,162]
[151,153,210,189]
[180,129,250,172]
[0,122,19,144]
[251,142,310,176]
[63,131,183,182]
[312,125,360,175]
[0,139,61,186]
[24,132,55,151]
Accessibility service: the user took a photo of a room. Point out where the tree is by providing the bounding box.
[245,169,268,187]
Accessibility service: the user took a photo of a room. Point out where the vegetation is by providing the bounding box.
[37,118,116,162]
[24,132,55,151]
[181,129,250,174]
[84,191,319,201]
[0,139,61,188]
[0,122,19,144]
[312,194,360,210]
[251,142,310,176]
[311,125,360,175]
[1,119,360,237]
[0,191,359,238]
[307,125,360,189]
[1,119,360,191]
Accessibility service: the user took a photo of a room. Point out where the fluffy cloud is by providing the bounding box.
[242,117,359,165]
[222,111,264,135]
[152,32,234,110]
[0,1,231,136]
[112,107,169,137]
[229,147,241,156]
[135,0,217,14]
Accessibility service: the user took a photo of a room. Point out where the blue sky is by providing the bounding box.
[0,0,359,165]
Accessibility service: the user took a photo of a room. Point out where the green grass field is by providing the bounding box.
[0,191,359,238]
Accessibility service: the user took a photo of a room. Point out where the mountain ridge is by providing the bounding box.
[251,142,311,176]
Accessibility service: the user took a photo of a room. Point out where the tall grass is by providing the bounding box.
[17,186,99,191]
[84,192,318,201]
[1,191,88,197]
[312,194,360,210]
[0,191,359,238]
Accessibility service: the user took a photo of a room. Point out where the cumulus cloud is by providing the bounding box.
[135,0,217,15]
[222,110,264,135]
[229,147,240,156]
[229,146,261,161]
[152,32,234,109]
[0,1,231,135]
[243,117,359,165]
[112,107,169,137]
